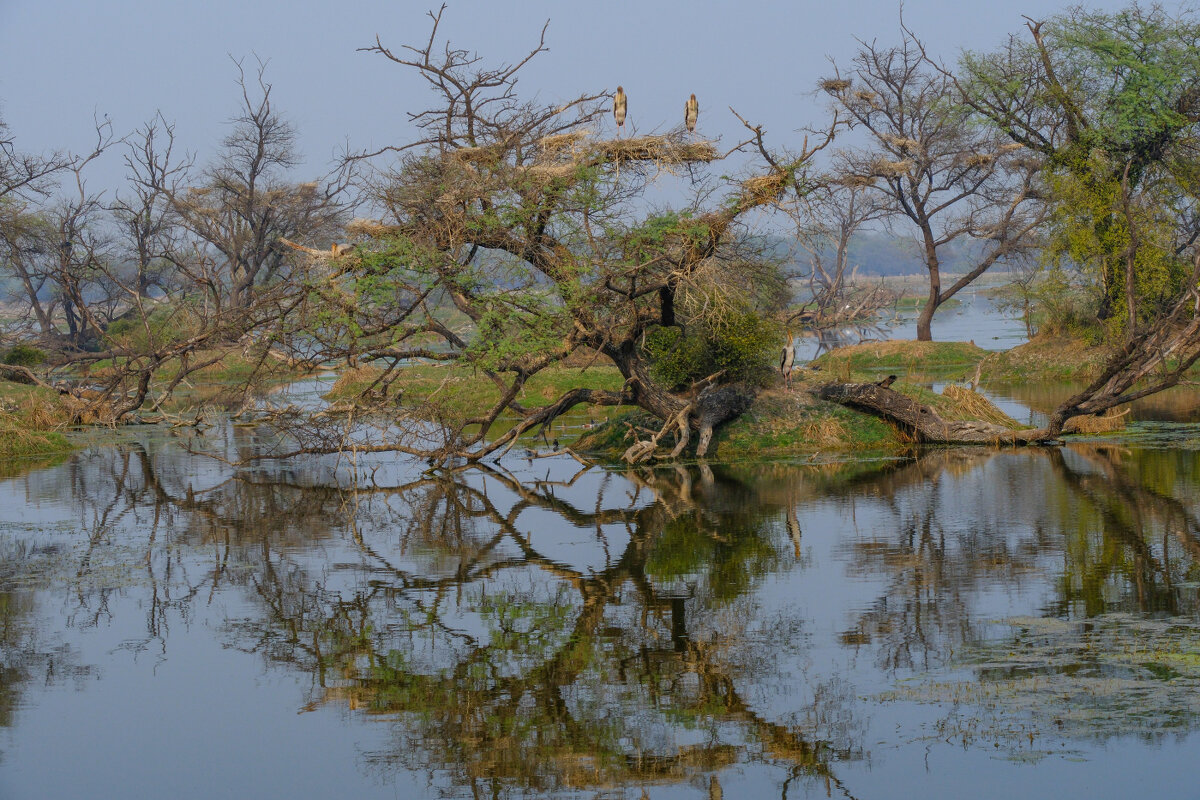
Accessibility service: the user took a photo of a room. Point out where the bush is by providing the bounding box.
[2,344,47,367]
[644,309,782,389]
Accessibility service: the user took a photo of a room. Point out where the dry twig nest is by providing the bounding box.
[870,158,913,178]
[881,134,920,153]
[821,78,852,93]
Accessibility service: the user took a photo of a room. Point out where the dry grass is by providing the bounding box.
[941,384,1018,427]
[1063,407,1130,434]
[982,333,1111,382]
[328,365,387,399]
[800,415,848,447]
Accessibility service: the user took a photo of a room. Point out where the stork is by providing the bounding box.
[780,329,796,389]
[684,93,699,134]
[613,86,627,137]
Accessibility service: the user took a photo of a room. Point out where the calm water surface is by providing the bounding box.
[4,426,1200,799]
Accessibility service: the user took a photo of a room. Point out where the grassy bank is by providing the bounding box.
[0,382,75,460]
[979,333,1112,383]
[811,340,988,380]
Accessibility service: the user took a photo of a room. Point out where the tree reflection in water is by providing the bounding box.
[227,460,864,796]
[2,436,1200,796]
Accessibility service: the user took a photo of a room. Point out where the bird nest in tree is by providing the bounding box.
[881,134,920,153]
[1011,155,1043,172]
[854,90,880,105]
[519,163,581,184]
[451,143,506,164]
[592,134,718,165]
[741,171,789,201]
[998,142,1025,154]
[870,158,913,178]
[836,174,877,188]
[962,152,996,168]
[537,130,592,154]
[821,78,852,93]
[346,218,401,239]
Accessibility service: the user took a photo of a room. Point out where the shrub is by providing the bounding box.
[644,309,782,389]
[2,344,47,367]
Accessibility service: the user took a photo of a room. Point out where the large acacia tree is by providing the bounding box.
[274,8,833,465]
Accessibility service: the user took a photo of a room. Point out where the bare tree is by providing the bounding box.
[789,181,894,329]
[0,116,77,341]
[822,27,1045,341]
[165,58,350,311]
[1,119,117,349]
[109,113,192,300]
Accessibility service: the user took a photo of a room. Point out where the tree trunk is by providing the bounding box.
[693,384,755,457]
[608,341,755,458]
[917,223,941,342]
[815,382,1044,444]
[916,290,937,342]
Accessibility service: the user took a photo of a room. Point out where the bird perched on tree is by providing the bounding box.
[875,374,897,388]
[780,329,796,389]
[685,93,699,133]
[613,86,627,136]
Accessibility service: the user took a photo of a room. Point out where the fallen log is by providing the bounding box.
[814,382,1047,444]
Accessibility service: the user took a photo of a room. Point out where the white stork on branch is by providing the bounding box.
[613,86,627,137]
[685,93,699,134]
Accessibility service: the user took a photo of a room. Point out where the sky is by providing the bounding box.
[0,0,1141,194]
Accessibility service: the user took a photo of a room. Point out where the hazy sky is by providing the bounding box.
[0,0,1141,191]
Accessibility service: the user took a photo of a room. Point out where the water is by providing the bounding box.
[4,431,1200,799]
[795,291,1029,362]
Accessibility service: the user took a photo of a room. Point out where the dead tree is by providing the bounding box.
[789,181,893,329]
[162,58,350,311]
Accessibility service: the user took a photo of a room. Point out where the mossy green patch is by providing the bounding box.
[324,363,625,420]
[811,340,987,381]
[576,383,906,461]
[981,333,1112,383]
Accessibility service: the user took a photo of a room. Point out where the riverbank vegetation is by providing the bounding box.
[3,3,1200,464]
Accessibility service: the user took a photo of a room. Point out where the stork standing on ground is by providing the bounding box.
[685,93,699,134]
[780,329,796,389]
[613,86,627,137]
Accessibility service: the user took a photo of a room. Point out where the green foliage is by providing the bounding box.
[2,345,46,367]
[105,306,200,351]
[1050,6,1200,172]
[643,309,782,389]
[1029,267,1103,339]
[963,4,1200,338]
[1043,165,1187,336]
